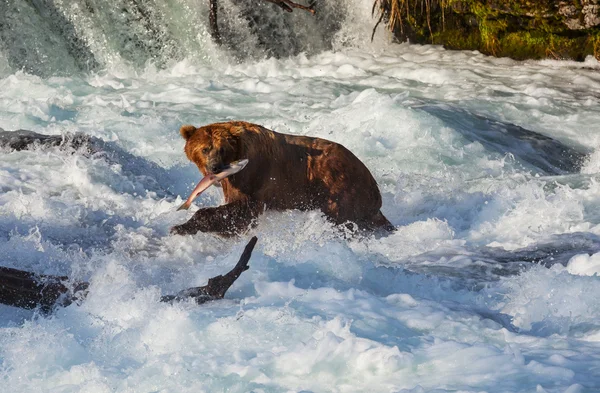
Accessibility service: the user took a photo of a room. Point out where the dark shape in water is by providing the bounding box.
[161,236,257,303]
[400,232,600,285]
[0,128,174,198]
[421,105,588,175]
[0,129,90,151]
[0,0,99,76]
[478,232,600,269]
[0,236,257,313]
[219,0,342,59]
[0,0,345,76]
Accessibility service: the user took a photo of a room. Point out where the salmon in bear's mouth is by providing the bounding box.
[177,159,249,211]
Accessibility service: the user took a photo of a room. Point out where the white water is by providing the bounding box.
[2,2,600,392]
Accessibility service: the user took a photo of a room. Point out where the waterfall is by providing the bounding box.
[0,0,381,77]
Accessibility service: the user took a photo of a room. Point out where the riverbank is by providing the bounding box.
[374,0,600,61]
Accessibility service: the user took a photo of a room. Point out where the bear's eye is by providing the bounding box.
[202,147,210,155]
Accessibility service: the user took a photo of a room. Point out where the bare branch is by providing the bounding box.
[0,237,258,312]
[372,11,384,42]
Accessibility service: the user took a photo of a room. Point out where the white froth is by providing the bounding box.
[567,253,600,277]
[1,39,600,393]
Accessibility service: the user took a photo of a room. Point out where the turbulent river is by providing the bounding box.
[1,1,600,392]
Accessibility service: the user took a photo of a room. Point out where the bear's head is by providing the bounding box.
[180,124,240,175]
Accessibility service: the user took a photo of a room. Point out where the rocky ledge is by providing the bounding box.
[374,0,600,61]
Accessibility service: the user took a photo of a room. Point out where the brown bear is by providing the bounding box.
[171,121,393,236]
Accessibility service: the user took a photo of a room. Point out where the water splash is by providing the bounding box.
[0,0,385,77]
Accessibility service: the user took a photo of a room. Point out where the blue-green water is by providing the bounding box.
[1,1,600,392]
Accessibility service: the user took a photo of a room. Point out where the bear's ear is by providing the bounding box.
[180,125,197,140]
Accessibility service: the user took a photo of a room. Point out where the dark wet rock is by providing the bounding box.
[0,128,175,198]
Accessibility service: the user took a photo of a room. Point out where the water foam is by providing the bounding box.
[1,23,600,393]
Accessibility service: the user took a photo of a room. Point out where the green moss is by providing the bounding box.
[498,32,572,60]
[373,0,600,61]
[432,29,481,50]
[497,32,545,60]
[587,32,600,60]
[479,19,508,55]
[494,30,597,61]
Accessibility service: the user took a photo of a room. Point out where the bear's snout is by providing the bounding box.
[208,161,227,175]
[205,147,228,175]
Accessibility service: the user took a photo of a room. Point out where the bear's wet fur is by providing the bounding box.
[171,121,393,236]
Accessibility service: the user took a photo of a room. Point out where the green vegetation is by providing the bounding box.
[372,0,600,61]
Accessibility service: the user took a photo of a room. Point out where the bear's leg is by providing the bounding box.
[171,199,260,236]
[324,193,394,234]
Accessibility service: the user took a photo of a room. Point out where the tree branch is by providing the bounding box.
[161,236,257,303]
[0,237,258,312]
